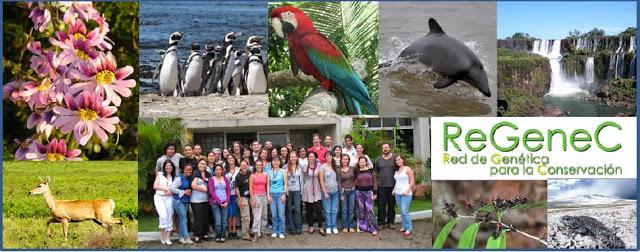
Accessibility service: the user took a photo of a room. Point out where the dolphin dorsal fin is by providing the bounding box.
[428,18,445,34]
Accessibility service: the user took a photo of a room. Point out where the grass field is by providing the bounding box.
[2,161,138,249]
[138,198,431,232]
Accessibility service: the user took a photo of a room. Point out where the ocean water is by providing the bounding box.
[378,2,497,117]
[139,1,268,93]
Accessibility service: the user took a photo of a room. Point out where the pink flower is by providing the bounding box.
[70,52,135,106]
[50,20,103,52]
[27,138,82,161]
[14,138,38,160]
[57,37,100,66]
[3,80,26,103]
[63,2,100,24]
[19,78,59,109]
[27,108,56,138]
[53,92,120,146]
[28,41,58,78]
[28,2,50,32]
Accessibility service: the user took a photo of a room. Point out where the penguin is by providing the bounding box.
[203,45,225,95]
[182,42,203,96]
[220,32,242,95]
[243,35,265,73]
[229,50,245,96]
[245,44,267,95]
[157,32,183,96]
[200,44,216,95]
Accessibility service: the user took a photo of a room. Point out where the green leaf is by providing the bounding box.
[486,229,507,249]
[457,222,481,249]
[433,218,458,249]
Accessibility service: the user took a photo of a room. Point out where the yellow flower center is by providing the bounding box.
[73,33,86,41]
[96,70,115,85]
[36,78,53,91]
[75,49,90,61]
[78,108,98,121]
[47,153,66,161]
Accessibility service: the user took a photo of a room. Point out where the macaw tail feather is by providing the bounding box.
[340,91,377,115]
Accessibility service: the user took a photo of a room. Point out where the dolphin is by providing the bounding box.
[398,18,491,97]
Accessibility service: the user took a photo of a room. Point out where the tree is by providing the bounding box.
[511,32,529,39]
[620,27,636,37]
[568,29,581,38]
[585,28,605,38]
[137,118,189,214]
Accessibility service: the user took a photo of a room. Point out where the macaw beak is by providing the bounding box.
[271,17,285,38]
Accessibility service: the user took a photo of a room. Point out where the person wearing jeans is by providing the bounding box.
[171,164,194,244]
[337,154,356,232]
[209,165,231,243]
[393,155,415,237]
[285,151,303,235]
[320,151,340,234]
[268,158,288,238]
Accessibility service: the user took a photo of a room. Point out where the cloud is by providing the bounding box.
[549,179,637,200]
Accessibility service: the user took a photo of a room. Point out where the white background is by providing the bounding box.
[431,117,637,180]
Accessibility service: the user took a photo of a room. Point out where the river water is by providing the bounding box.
[139,1,268,94]
[378,2,497,117]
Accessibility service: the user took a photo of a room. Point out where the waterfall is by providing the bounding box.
[615,37,623,53]
[532,39,587,97]
[585,57,595,84]
[629,36,636,53]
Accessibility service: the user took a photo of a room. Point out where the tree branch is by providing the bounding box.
[267,70,343,116]
[267,70,318,88]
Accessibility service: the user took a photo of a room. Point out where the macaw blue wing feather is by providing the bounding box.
[306,48,377,115]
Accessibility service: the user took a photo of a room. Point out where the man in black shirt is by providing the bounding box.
[235,160,252,240]
[374,142,396,229]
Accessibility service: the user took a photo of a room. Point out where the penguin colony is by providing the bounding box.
[154,32,268,97]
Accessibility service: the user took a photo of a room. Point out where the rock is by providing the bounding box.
[542,106,568,117]
[139,94,268,119]
[414,184,429,199]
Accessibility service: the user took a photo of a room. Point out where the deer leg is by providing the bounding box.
[61,219,69,242]
[111,217,126,232]
[46,217,58,237]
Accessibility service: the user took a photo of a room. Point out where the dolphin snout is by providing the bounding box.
[466,66,491,97]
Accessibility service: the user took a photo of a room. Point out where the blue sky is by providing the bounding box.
[498,1,636,39]
[548,179,637,199]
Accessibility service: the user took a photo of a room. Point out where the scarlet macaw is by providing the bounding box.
[270,6,377,115]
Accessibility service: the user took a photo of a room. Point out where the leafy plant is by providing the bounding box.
[267,1,379,117]
[137,118,188,214]
[435,197,547,249]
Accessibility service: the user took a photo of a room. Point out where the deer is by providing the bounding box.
[28,176,125,241]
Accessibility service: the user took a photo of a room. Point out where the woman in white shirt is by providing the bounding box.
[393,155,415,237]
[153,159,176,245]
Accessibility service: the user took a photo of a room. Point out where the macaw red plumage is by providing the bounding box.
[270,6,377,115]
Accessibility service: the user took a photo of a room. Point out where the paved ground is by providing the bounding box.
[139,219,431,249]
[139,94,268,119]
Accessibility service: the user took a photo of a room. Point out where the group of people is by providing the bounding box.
[152,134,416,245]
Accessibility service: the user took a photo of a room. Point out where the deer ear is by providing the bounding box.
[38,176,44,183]
[45,176,51,184]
